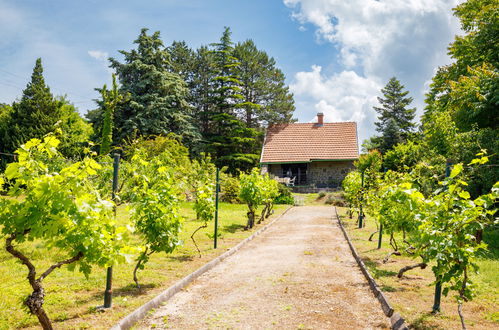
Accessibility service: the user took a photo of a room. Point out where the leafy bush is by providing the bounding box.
[126,149,183,287]
[317,191,327,199]
[324,194,346,206]
[383,140,421,172]
[259,175,280,222]
[0,136,130,329]
[274,183,294,205]
[220,173,241,203]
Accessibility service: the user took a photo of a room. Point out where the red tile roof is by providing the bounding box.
[260,122,359,163]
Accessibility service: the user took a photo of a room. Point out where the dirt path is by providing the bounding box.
[139,206,390,329]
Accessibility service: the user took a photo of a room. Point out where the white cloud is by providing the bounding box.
[284,0,463,145]
[290,65,380,144]
[88,50,109,61]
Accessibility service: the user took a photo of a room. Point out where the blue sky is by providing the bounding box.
[0,0,463,144]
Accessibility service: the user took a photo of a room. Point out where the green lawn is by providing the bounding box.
[0,201,289,329]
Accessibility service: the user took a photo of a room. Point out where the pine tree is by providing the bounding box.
[380,118,401,153]
[373,77,416,153]
[109,28,200,147]
[4,58,63,152]
[233,39,295,128]
[209,27,243,116]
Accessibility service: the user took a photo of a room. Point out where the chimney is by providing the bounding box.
[317,112,324,126]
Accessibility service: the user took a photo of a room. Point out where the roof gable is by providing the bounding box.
[260,122,359,163]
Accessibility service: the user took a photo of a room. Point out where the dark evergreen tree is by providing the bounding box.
[233,39,295,128]
[98,74,125,155]
[209,27,243,116]
[109,28,199,147]
[3,58,63,152]
[205,113,261,174]
[373,77,416,153]
[380,118,401,153]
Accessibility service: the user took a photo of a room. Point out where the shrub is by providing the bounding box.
[274,183,294,205]
[220,174,241,203]
[318,191,327,199]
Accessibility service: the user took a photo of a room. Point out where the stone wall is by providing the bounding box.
[308,161,354,187]
[263,161,354,187]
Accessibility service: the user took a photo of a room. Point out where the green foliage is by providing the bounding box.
[342,170,362,214]
[422,0,498,197]
[239,168,264,229]
[0,136,130,328]
[56,98,93,159]
[99,74,126,155]
[3,59,63,153]
[220,173,241,203]
[355,149,382,173]
[362,151,498,326]
[189,155,216,222]
[373,77,416,153]
[233,39,295,127]
[383,140,422,172]
[126,149,184,285]
[109,28,199,147]
[259,174,280,221]
[274,183,294,205]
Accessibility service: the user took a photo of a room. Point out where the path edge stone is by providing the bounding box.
[334,207,409,330]
[110,206,294,330]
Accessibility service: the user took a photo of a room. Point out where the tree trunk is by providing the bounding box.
[191,224,208,257]
[383,250,401,264]
[133,247,149,288]
[397,262,427,278]
[368,230,378,241]
[246,211,255,229]
[266,203,273,218]
[258,205,268,224]
[25,287,53,330]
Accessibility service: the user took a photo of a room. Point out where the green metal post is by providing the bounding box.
[378,168,387,249]
[358,170,364,228]
[433,160,451,313]
[214,168,220,249]
[104,153,120,308]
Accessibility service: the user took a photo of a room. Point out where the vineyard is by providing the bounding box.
[341,150,498,329]
[0,135,292,329]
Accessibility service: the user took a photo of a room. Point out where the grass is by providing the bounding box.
[335,205,499,330]
[0,201,289,329]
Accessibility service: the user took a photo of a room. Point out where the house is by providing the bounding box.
[260,113,359,188]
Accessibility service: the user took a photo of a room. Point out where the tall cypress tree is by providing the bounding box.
[99,74,125,155]
[109,28,199,147]
[373,77,416,153]
[4,58,62,152]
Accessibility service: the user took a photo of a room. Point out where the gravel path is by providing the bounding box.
[139,206,390,329]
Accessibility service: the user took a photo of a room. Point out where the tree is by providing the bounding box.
[56,97,93,159]
[205,113,261,174]
[380,118,401,153]
[108,28,199,147]
[233,39,295,128]
[422,0,498,196]
[188,155,216,256]
[98,74,126,155]
[0,136,129,329]
[373,77,416,153]
[239,168,264,229]
[3,58,63,153]
[126,148,183,287]
[0,103,13,169]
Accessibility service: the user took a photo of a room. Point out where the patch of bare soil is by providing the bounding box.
[139,206,390,329]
